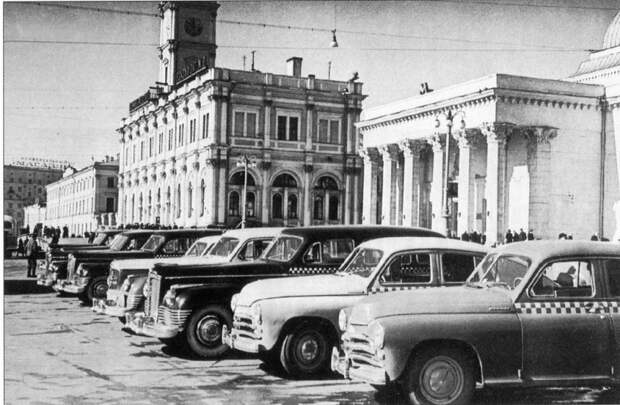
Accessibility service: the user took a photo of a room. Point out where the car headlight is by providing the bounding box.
[338,309,348,332]
[163,288,177,308]
[367,321,385,352]
[231,293,240,312]
[250,302,261,325]
[77,264,89,277]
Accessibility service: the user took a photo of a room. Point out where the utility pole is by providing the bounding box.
[251,51,256,72]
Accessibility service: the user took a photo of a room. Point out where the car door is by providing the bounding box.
[519,258,612,379]
[602,257,620,378]
[369,250,435,293]
[291,237,355,275]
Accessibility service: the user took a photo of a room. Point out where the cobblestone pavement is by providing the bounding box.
[5,258,620,405]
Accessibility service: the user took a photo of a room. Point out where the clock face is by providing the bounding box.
[184,17,203,37]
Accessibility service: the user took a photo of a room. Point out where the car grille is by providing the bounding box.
[108,269,120,289]
[343,325,383,369]
[144,275,161,320]
[158,306,191,329]
[125,293,142,310]
[232,307,259,340]
[67,257,76,280]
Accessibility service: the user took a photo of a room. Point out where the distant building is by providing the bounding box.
[23,203,46,232]
[117,1,365,227]
[4,158,67,230]
[357,11,620,243]
[45,157,119,235]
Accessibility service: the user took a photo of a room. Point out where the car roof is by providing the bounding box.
[495,240,620,262]
[119,230,156,236]
[221,227,285,238]
[148,228,222,236]
[195,235,222,243]
[357,237,489,256]
[280,225,444,239]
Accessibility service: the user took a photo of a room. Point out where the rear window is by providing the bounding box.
[442,253,483,283]
[605,259,620,297]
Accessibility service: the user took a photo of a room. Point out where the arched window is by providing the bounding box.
[246,192,256,217]
[176,184,181,218]
[313,196,324,220]
[148,191,152,218]
[272,193,283,219]
[329,195,339,221]
[200,180,206,216]
[156,188,161,217]
[229,191,240,216]
[187,183,193,217]
[138,193,143,222]
[166,187,171,212]
[288,194,298,219]
[230,171,256,186]
[273,173,297,188]
[315,176,339,191]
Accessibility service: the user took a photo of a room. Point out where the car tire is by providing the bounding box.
[86,276,108,304]
[403,347,475,405]
[186,305,232,359]
[279,324,331,378]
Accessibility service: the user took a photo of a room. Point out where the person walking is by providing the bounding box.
[25,233,39,278]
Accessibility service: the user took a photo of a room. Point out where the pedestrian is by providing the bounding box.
[511,230,519,242]
[17,238,24,257]
[25,233,39,278]
[591,234,599,241]
[505,229,513,244]
[558,233,567,240]
[88,232,95,243]
[51,232,59,246]
[527,229,534,240]
[519,228,526,241]
[62,226,69,238]
[461,231,470,241]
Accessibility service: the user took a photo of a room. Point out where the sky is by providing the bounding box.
[3,0,619,168]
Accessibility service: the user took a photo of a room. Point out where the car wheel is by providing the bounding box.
[279,324,331,378]
[404,347,475,405]
[186,305,232,359]
[86,276,108,304]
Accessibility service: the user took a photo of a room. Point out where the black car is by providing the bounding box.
[125,226,444,359]
[53,229,221,304]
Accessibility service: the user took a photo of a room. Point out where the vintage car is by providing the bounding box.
[39,230,153,289]
[92,234,222,321]
[37,229,121,285]
[54,229,218,304]
[94,228,282,320]
[225,237,487,377]
[125,226,443,359]
[332,240,620,405]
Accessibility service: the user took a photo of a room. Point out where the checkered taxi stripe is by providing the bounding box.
[369,285,428,294]
[289,267,337,275]
[515,301,620,314]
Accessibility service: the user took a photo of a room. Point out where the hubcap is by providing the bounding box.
[196,315,221,346]
[419,356,464,404]
[93,282,108,299]
[295,333,321,366]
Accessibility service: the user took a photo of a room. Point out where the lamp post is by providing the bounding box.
[236,155,256,229]
[434,110,465,237]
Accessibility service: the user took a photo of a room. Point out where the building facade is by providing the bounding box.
[4,158,67,231]
[358,12,620,244]
[23,203,47,232]
[45,158,119,236]
[117,1,365,228]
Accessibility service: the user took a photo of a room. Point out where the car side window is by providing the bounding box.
[442,253,482,283]
[303,238,354,265]
[530,260,595,298]
[604,259,620,297]
[161,238,190,255]
[124,236,147,251]
[380,252,431,284]
[238,238,271,261]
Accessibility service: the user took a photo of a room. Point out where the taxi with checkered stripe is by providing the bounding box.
[224,237,487,378]
[333,240,620,405]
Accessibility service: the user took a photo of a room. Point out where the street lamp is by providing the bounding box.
[236,155,257,229]
[434,110,465,238]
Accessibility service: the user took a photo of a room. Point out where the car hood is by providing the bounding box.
[349,286,514,325]
[237,274,368,306]
[113,255,227,271]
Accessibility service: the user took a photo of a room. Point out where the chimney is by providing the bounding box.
[286,57,302,78]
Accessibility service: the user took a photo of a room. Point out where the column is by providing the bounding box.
[400,139,426,227]
[303,164,312,225]
[260,162,270,225]
[429,135,445,233]
[380,144,399,225]
[305,105,314,151]
[193,161,201,226]
[456,130,479,235]
[217,151,227,224]
[353,167,361,224]
[361,148,379,224]
[344,171,352,224]
[483,123,512,245]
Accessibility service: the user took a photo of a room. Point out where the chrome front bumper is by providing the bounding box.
[124,308,190,339]
[331,346,388,385]
[92,290,142,317]
[222,325,260,353]
[53,278,88,294]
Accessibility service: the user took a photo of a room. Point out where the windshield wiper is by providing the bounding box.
[484,281,511,290]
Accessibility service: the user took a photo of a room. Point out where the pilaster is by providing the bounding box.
[379,144,400,225]
[400,139,427,227]
[361,147,379,224]
[428,134,445,233]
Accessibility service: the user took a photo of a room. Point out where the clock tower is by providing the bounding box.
[158,1,219,86]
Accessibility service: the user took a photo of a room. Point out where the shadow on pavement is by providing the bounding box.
[4,278,53,295]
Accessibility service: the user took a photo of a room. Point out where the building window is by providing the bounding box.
[140,141,145,160]
[132,145,136,163]
[158,133,164,153]
[233,110,258,138]
[156,188,161,218]
[200,180,206,216]
[149,137,154,157]
[229,191,240,216]
[318,118,340,144]
[246,192,256,217]
[329,195,339,221]
[176,184,181,218]
[107,177,115,188]
[138,193,143,222]
[187,183,193,217]
[288,194,298,219]
[313,196,324,220]
[272,193,283,219]
[202,113,209,139]
[178,124,184,146]
[314,176,340,222]
[147,191,152,218]
[189,119,197,143]
[277,115,299,141]
[166,187,171,215]
[106,198,115,212]
[168,129,174,151]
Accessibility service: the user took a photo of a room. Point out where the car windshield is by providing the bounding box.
[109,235,129,251]
[141,235,165,252]
[92,233,108,245]
[467,253,531,290]
[264,236,303,262]
[338,247,384,278]
[208,237,240,257]
[185,241,209,257]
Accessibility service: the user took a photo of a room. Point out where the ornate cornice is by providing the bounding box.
[516,125,559,145]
